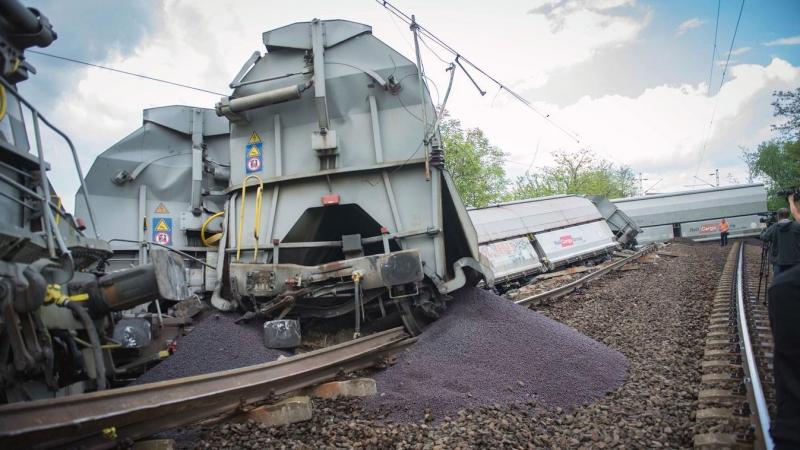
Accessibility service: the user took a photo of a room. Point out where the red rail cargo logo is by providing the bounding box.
[699,224,718,233]
[559,235,574,247]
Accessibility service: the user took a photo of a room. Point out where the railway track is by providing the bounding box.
[694,242,775,449]
[515,243,657,307]
[0,327,412,449]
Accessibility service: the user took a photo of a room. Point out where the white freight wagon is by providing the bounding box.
[469,195,620,283]
[612,184,768,244]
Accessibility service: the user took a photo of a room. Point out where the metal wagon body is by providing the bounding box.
[469,195,620,283]
[612,184,768,244]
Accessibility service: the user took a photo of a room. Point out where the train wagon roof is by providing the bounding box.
[612,183,765,202]
[468,195,603,243]
[611,183,768,227]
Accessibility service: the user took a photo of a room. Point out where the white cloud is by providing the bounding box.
[728,46,751,56]
[764,35,800,46]
[675,17,706,37]
[477,0,651,90]
[452,58,799,193]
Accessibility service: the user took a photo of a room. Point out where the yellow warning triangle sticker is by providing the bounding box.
[154,203,169,214]
[248,131,262,144]
[155,219,170,232]
[247,145,260,157]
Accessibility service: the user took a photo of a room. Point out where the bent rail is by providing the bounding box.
[0,327,412,449]
[515,244,657,307]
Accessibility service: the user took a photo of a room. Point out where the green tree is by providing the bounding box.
[742,88,800,209]
[742,140,800,209]
[771,88,800,141]
[510,149,637,200]
[441,118,508,207]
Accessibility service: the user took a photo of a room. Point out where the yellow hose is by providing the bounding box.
[200,211,225,247]
[236,175,265,262]
[54,196,62,225]
[0,85,7,122]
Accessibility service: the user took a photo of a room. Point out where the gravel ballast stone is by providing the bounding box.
[180,241,727,449]
[365,286,629,422]
[133,313,287,385]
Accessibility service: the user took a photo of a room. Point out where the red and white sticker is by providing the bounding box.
[559,235,574,247]
[246,156,262,172]
[154,231,171,246]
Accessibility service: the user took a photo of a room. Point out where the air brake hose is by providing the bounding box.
[62,300,107,390]
[46,285,107,390]
[352,271,363,339]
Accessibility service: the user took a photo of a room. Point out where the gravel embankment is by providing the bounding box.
[185,241,727,449]
[529,242,728,447]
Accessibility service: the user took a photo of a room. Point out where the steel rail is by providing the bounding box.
[0,327,412,449]
[735,244,775,449]
[515,244,657,306]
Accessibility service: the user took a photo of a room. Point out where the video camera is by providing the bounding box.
[775,187,800,198]
[759,211,778,225]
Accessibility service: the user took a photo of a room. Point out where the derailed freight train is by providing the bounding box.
[468,195,625,287]
[77,19,490,341]
[612,184,768,245]
[75,106,229,297]
[0,1,188,402]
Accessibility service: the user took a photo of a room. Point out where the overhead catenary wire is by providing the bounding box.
[707,0,721,95]
[373,0,582,145]
[694,0,745,177]
[375,0,635,176]
[418,34,450,65]
[717,0,745,94]
[27,50,227,96]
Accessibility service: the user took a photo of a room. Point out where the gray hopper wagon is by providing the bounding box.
[75,106,230,296]
[80,19,489,339]
[612,184,768,245]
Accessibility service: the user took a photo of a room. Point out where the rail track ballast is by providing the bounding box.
[694,242,775,449]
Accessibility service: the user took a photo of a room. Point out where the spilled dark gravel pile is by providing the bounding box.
[364,286,628,422]
[181,242,727,449]
[133,312,286,385]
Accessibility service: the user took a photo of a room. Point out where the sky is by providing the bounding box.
[16,0,800,210]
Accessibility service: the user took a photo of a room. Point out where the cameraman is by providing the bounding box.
[760,199,800,275]
[767,193,800,448]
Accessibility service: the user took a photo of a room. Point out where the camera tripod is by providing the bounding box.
[756,240,771,305]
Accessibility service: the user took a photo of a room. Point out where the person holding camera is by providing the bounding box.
[765,193,800,448]
[760,201,800,275]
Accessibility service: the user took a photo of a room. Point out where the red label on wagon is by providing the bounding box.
[699,224,718,233]
[559,235,574,247]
